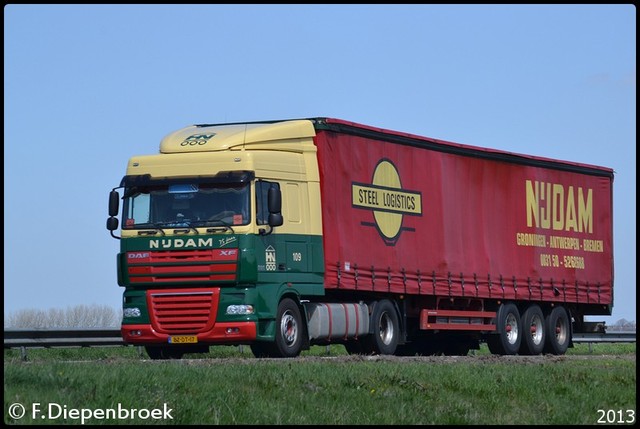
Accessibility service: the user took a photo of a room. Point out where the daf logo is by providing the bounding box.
[128,252,150,259]
[352,158,423,246]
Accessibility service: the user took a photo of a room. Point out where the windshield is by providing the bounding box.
[122,182,250,229]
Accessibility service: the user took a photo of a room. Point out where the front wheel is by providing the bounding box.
[251,299,305,358]
[272,298,305,358]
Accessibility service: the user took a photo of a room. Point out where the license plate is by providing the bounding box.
[168,335,197,344]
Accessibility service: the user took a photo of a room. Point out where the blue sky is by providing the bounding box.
[4,4,636,325]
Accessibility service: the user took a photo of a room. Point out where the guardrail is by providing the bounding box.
[572,331,636,353]
[4,328,126,360]
[4,328,125,348]
[3,329,635,360]
[572,332,636,343]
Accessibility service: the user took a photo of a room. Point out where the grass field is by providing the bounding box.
[4,343,636,425]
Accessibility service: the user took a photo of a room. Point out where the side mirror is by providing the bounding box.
[109,190,120,217]
[267,185,281,213]
[268,213,283,227]
[267,185,283,227]
[107,190,121,239]
[106,216,119,231]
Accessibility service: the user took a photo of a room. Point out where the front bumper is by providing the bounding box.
[121,322,257,344]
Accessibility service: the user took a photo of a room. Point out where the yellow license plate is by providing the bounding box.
[169,335,197,344]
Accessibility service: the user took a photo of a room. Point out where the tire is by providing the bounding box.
[366,300,400,355]
[543,306,570,355]
[145,346,184,360]
[272,298,305,358]
[486,302,521,355]
[520,304,546,355]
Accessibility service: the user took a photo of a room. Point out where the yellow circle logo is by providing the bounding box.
[352,159,422,245]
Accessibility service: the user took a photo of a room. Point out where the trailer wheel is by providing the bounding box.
[272,298,305,358]
[368,300,400,355]
[145,346,184,360]
[487,302,521,355]
[543,306,570,355]
[520,304,546,355]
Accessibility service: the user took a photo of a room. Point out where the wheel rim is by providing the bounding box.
[530,314,544,346]
[554,317,568,345]
[379,312,394,345]
[505,312,519,345]
[280,311,298,346]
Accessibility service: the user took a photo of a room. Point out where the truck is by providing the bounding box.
[106,117,614,359]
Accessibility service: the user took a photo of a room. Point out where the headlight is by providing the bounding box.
[123,307,141,318]
[226,305,254,315]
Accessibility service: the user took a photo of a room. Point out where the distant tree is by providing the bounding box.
[609,318,636,331]
[4,304,122,328]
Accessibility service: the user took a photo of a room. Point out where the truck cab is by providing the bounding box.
[107,120,326,359]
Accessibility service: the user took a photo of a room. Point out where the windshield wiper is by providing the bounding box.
[173,226,200,235]
[136,221,192,236]
[199,219,235,234]
[136,223,167,236]
[137,220,234,235]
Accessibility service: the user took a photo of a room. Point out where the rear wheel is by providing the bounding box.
[544,306,570,355]
[520,304,546,355]
[487,302,521,355]
[365,300,400,355]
